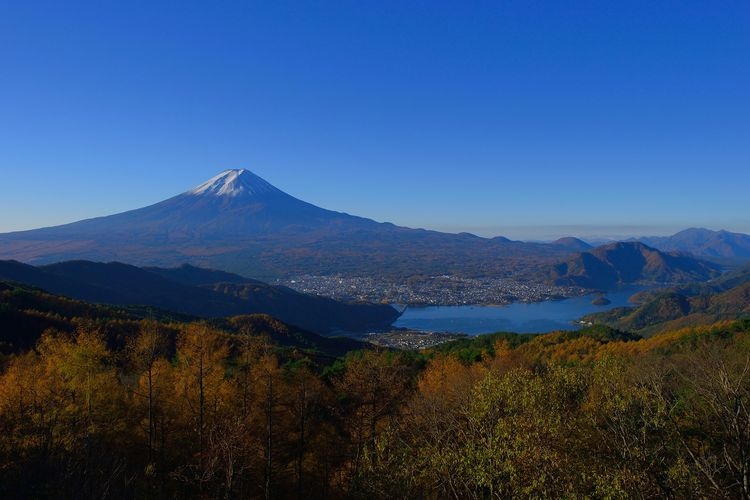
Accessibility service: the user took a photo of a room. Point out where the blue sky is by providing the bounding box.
[1,0,748,239]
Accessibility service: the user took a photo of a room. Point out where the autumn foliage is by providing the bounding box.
[1,307,750,498]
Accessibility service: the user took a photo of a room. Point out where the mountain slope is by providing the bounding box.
[551,237,593,251]
[638,228,750,260]
[584,282,750,335]
[548,242,722,289]
[0,169,578,279]
[582,264,750,334]
[0,281,365,356]
[144,263,256,286]
[0,260,398,334]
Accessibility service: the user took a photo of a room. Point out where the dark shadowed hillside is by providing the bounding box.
[0,281,366,356]
[0,260,398,334]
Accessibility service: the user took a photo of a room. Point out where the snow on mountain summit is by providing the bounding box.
[188,169,280,198]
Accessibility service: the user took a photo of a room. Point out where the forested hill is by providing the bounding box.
[0,281,365,357]
[1,288,749,498]
[548,241,722,289]
[637,227,750,261]
[583,264,750,335]
[0,260,398,334]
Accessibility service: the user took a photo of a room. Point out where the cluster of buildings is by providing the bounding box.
[277,274,585,306]
[365,330,467,350]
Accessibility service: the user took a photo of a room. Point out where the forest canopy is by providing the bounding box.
[1,282,750,498]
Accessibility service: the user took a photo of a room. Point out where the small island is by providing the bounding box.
[592,295,611,306]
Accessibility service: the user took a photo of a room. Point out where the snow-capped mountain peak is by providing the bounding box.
[188,169,280,198]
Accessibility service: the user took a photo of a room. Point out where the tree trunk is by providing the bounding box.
[265,371,273,500]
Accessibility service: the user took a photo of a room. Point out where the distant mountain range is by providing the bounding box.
[551,237,593,251]
[634,228,750,261]
[0,260,398,334]
[0,169,597,279]
[0,170,744,284]
[547,241,722,289]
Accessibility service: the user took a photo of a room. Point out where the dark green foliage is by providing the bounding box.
[554,324,640,342]
[432,331,534,358]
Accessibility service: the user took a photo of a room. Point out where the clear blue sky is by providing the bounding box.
[1,0,748,239]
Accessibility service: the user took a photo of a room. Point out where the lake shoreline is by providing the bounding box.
[392,286,649,335]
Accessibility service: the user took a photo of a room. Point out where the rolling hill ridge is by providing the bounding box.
[637,228,750,261]
[0,280,365,357]
[582,264,750,334]
[548,241,722,289]
[0,260,398,334]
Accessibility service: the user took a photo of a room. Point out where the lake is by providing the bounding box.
[393,288,642,335]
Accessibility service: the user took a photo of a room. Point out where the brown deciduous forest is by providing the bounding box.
[2,301,750,498]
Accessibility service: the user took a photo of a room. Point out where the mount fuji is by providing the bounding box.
[0,169,614,278]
